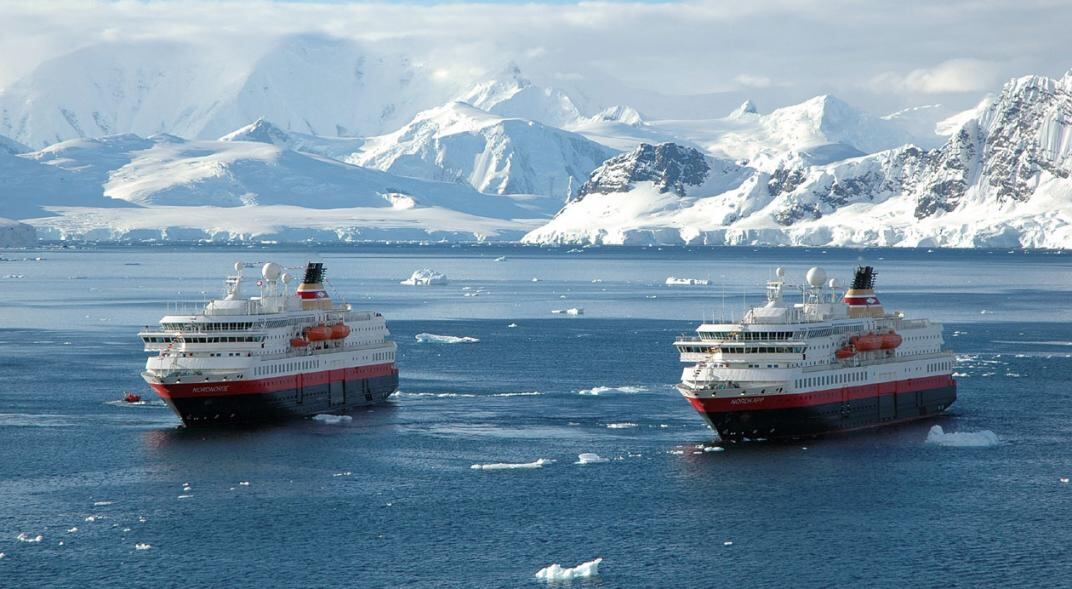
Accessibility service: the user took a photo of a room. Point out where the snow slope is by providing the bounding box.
[2,128,557,241]
[524,73,1072,249]
[459,66,583,128]
[350,101,616,198]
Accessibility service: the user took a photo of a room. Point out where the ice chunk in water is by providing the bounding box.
[925,425,1000,447]
[312,414,353,425]
[470,459,554,470]
[415,333,479,344]
[16,533,43,543]
[575,453,610,465]
[535,557,602,581]
[606,422,638,429]
[135,543,151,550]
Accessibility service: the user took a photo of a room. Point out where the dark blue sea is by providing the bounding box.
[2,245,1071,587]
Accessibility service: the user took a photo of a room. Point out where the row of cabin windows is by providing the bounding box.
[699,346,804,355]
[927,361,953,372]
[371,352,394,362]
[255,360,319,376]
[698,325,870,342]
[144,336,264,344]
[795,371,867,389]
[160,318,373,332]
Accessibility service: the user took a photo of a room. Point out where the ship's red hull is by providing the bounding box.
[686,374,956,440]
[149,363,398,427]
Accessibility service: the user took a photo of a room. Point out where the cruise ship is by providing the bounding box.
[673,266,956,439]
[140,261,398,426]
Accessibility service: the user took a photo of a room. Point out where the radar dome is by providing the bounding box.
[775,267,785,278]
[262,262,282,281]
[233,261,244,273]
[828,278,839,289]
[281,272,292,284]
[805,267,827,287]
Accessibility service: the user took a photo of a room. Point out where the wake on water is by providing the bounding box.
[415,333,479,344]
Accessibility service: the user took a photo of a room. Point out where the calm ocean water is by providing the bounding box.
[1,244,1071,587]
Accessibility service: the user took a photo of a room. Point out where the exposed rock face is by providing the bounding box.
[575,143,710,200]
[0,218,37,247]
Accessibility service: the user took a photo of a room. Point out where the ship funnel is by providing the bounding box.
[296,262,332,309]
[844,266,885,317]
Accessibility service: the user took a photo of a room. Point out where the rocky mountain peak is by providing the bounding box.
[728,100,758,119]
[574,142,709,200]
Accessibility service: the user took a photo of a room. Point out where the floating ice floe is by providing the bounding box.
[551,308,583,315]
[84,516,99,522]
[535,557,602,581]
[93,500,113,506]
[703,446,725,453]
[1060,477,1069,484]
[400,269,448,286]
[312,414,352,425]
[135,543,151,550]
[606,423,638,429]
[239,481,250,486]
[665,277,710,286]
[67,527,78,533]
[575,453,610,465]
[333,471,352,477]
[16,533,43,543]
[723,541,733,546]
[925,425,1000,447]
[177,494,193,499]
[507,323,518,328]
[415,333,479,344]
[579,385,648,396]
[494,256,507,262]
[470,459,554,470]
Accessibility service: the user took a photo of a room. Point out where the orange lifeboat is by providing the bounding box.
[835,346,856,359]
[330,323,350,339]
[290,337,309,348]
[881,331,902,349]
[304,325,332,342]
[850,333,884,352]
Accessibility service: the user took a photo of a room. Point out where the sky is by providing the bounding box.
[0,0,1069,116]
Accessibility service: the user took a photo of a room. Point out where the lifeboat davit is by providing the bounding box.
[835,346,856,359]
[881,332,902,349]
[290,337,309,348]
[304,325,332,342]
[330,323,350,339]
[850,333,884,352]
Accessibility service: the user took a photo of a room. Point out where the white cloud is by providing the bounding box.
[0,0,1068,115]
[870,59,1002,94]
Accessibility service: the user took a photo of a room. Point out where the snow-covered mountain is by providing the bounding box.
[220,119,365,160]
[624,96,922,169]
[1,128,558,241]
[459,66,584,128]
[0,35,463,149]
[525,73,1072,248]
[0,218,36,247]
[350,102,616,198]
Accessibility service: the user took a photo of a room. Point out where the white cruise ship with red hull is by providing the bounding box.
[140,262,398,426]
[673,266,956,440]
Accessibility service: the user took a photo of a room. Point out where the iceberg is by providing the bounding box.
[16,533,43,543]
[400,269,448,286]
[312,414,353,425]
[665,277,710,286]
[925,425,1000,447]
[470,458,554,470]
[551,308,583,315]
[535,557,603,581]
[415,333,479,344]
[575,453,610,464]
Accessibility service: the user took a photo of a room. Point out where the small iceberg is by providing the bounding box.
[415,333,479,344]
[665,277,710,286]
[16,533,43,543]
[494,256,507,262]
[925,425,1000,447]
[400,269,448,286]
[135,543,151,551]
[507,323,518,328]
[551,308,583,316]
[606,422,638,429]
[535,557,602,581]
[470,458,554,470]
[312,414,352,425]
[575,453,610,465]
